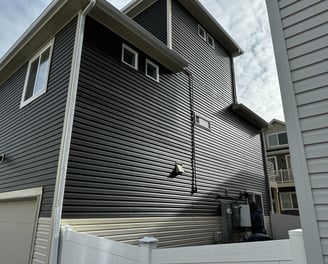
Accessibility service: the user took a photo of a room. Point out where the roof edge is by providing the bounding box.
[232,103,268,129]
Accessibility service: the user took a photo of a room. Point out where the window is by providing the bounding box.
[195,113,211,130]
[122,44,138,70]
[21,40,53,107]
[280,192,298,210]
[145,59,159,82]
[198,24,206,41]
[207,34,215,49]
[267,132,288,147]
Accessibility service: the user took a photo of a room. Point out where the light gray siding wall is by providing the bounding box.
[266,0,328,263]
[61,216,222,248]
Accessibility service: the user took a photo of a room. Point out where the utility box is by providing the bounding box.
[232,204,251,227]
[240,204,251,227]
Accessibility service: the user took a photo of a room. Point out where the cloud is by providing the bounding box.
[200,0,284,121]
[0,0,51,58]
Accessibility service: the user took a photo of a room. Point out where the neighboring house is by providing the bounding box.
[263,119,299,215]
[267,0,328,263]
[0,0,269,263]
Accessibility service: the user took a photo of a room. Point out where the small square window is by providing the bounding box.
[207,34,215,49]
[195,113,211,130]
[145,59,159,82]
[21,40,54,108]
[122,44,138,70]
[198,24,206,41]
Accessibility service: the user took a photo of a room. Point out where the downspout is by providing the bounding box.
[230,57,238,104]
[183,69,197,195]
[48,1,96,263]
[260,131,274,216]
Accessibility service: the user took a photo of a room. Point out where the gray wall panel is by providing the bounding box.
[0,18,77,216]
[134,0,167,45]
[171,1,269,214]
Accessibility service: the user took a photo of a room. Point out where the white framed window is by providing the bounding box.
[145,59,159,82]
[267,131,288,147]
[207,34,215,49]
[280,192,298,210]
[21,40,54,108]
[121,43,138,70]
[195,113,211,130]
[198,24,206,41]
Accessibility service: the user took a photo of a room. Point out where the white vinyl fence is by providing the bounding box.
[59,226,307,264]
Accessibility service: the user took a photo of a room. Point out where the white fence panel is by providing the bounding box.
[152,240,292,264]
[59,226,306,264]
[59,226,142,264]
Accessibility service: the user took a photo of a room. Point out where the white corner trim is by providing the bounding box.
[167,0,172,49]
[266,1,324,263]
[0,187,43,201]
[48,1,96,263]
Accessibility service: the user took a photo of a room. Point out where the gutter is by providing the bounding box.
[48,0,96,263]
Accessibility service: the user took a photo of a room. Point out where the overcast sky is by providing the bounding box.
[0,0,284,122]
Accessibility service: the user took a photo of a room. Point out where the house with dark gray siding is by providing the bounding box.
[0,0,269,263]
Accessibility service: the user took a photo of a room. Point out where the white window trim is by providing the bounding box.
[194,112,211,130]
[207,33,215,49]
[121,43,138,70]
[280,191,298,210]
[20,39,54,108]
[145,59,159,82]
[267,131,289,148]
[198,24,207,41]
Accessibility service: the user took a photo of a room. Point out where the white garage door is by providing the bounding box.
[0,198,39,264]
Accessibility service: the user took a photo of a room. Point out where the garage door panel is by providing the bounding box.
[0,199,36,223]
[0,198,39,264]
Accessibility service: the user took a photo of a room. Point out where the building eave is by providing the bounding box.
[232,103,268,130]
[0,0,188,86]
[92,0,188,72]
[123,0,243,57]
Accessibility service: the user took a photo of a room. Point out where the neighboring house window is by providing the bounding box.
[267,132,288,147]
[198,24,206,41]
[21,40,54,108]
[122,43,138,70]
[145,59,159,82]
[280,192,298,210]
[207,34,215,49]
[195,113,211,130]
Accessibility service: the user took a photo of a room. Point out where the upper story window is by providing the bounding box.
[21,40,54,108]
[122,43,138,70]
[267,132,288,147]
[198,25,207,41]
[145,59,159,82]
[207,34,215,49]
[195,113,211,130]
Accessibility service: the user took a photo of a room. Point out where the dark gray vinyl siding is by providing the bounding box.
[133,0,167,45]
[0,18,77,216]
[64,17,194,218]
[171,1,270,215]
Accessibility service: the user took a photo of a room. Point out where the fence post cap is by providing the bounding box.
[139,236,158,247]
[288,229,303,236]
